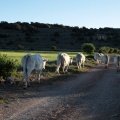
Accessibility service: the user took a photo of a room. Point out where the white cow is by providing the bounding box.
[94,53,104,64]
[99,54,110,68]
[21,54,47,88]
[76,53,85,69]
[114,55,120,72]
[94,53,110,68]
[56,53,73,74]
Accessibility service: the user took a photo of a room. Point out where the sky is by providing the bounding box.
[0,0,120,29]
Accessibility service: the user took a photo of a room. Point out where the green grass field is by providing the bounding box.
[0,51,80,62]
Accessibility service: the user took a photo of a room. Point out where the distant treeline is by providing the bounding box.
[1,21,120,32]
[0,21,120,51]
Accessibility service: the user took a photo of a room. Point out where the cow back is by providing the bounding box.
[33,54,43,70]
[57,53,70,67]
[61,53,69,66]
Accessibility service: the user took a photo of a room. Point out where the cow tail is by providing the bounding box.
[57,54,61,66]
[56,54,62,73]
[25,54,30,75]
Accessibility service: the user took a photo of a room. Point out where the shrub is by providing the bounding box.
[17,44,24,50]
[50,46,57,51]
[0,54,19,79]
[82,43,96,54]
[98,46,110,53]
[113,48,120,53]
[109,47,114,53]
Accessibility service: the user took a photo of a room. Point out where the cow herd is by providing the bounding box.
[94,53,120,72]
[20,52,120,89]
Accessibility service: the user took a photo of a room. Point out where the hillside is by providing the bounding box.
[0,21,120,51]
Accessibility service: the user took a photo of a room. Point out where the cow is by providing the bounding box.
[100,54,110,68]
[21,54,47,89]
[55,53,73,74]
[94,53,104,64]
[76,53,85,69]
[94,53,110,68]
[114,55,120,72]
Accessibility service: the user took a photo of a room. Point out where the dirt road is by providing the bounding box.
[0,64,120,120]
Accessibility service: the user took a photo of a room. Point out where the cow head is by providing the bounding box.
[70,57,73,64]
[42,58,48,69]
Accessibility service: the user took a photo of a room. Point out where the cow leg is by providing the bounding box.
[19,72,26,86]
[97,59,99,65]
[56,66,60,74]
[23,75,29,89]
[100,61,103,67]
[65,66,69,73]
[27,78,31,87]
[37,70,41,83]
[117,66,119,72]
[79,62,82,69]
[79,63,82,69]
[105,64,108,68]
[82,62,84,68]
[77,62,79,69]
[62,66,65,73]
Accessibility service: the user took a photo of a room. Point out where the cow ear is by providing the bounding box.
[43,59,48,62]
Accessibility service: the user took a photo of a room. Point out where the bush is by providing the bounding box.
[113,48,120,53]
[98,46,110,53]
[17,44,24,50]
[98,47,120,54]
[82,43,96,54]
[109,47,114,53]
[0,54,19,79]
[50,46,57,51]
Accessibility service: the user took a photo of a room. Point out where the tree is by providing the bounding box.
[82,43,96,54]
